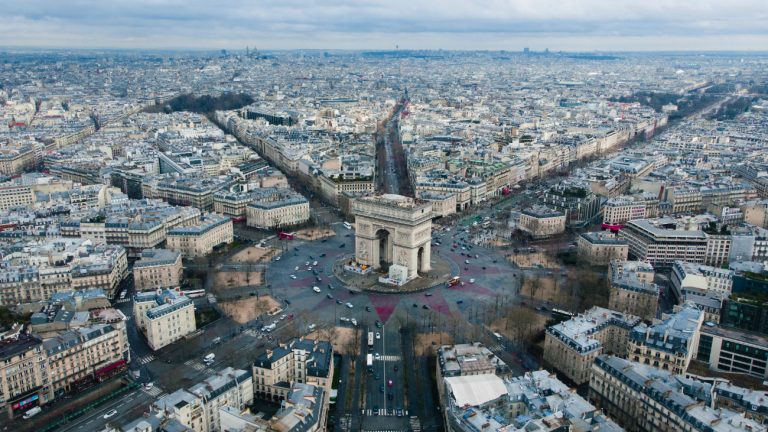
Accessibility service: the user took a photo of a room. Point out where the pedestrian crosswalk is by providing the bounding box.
[377,355,401,362]
[409,416,421,432]
[138,354,155,364]
[488,344,504,352]
[143,386,165,397]
[184,359,215,374]
[115,298,131,304]
[361,408,409,416]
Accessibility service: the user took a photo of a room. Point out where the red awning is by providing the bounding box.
[95,360,126,376]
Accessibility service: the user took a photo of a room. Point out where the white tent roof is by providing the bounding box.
[444,374,507,407]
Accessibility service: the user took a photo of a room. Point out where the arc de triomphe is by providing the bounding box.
[352,194,432,281]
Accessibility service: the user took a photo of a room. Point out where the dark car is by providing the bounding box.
[396,408,404,417]
[456,300,464,304]
[373,405,379,415]
[394,365,398,372]
[379,385,384,393]
[284,299,291,305]
[365,306,372,312]
[422,305,429,310]
[320,253,326,257]
[336,299,342,304]
[339,243,346,248]
[412,303,418,308]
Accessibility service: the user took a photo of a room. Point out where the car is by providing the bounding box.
[422,305,429,310]
[287,313,294,319]
[379,385,385,393]
[327,293,334,299]
[312,261,318,266]
[144,382,154,390]
[294,266,299,271]
[290,275,297,279]
[320,253,326,257]
[373,405,380,415]
[275,256,281,261]
[339,243,346,248]
[375,321,382,328]
[425,292,433,297]
[351,318,357,326]
[313,286,321,293]
[388,393,394,401]
[316,276,322,281]
[305,262,310,266]
[375,332,381,339]
[336,299,343,304]
[469,278,475,283]
[375,353,381,360]
[456,300,464,304]
[280,314,287,320]
[394,365,398,372]
[412,303,418,308]
[465,260,470,264]
[284,299,291,305]
[103,409,118,419]
[309,255,314,259]
[396,408,404,417]
[365,306,372,312]
[307,267,312,271]
[345,302,353,308]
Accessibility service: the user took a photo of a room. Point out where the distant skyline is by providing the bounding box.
[3,0,768,52]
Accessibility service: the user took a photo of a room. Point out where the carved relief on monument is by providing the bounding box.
[416,228,431,240]
[358,223,371,235]
[358,240,369,260]
[397,249,409,266]
[397,232,409,242]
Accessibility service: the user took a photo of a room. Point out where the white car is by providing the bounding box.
[351,318,358,326]
[275,256,281,261]
[375,332,381,339]
[312,261,318,266]
[294,266,299,271]
[465,260,470,264]
[374,353,381,360]
[345,302,354,308]
[469,278,475,283]
[305,261,310,266]
[280,314,287,320]
[290,275,297,279]
[313,286,321,293]
[103,409,118,419]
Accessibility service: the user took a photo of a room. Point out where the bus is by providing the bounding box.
[366,354,373,371]
[447,276,460,287]
[343,221,353,230]
[182,289,206,299]
[367,331,374,350]
[551,308,575,321]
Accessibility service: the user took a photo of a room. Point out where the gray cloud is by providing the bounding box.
[1,0,767,50]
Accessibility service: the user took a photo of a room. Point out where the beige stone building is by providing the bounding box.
[252,338,333,403]
[608,260,659,321]
[134,289,196,351]
[628,303,703,374]
[518,205,566,239]
[133,249,183,291]
[543,306,640,385]
[417,191,456,218]
[0,144,39,176]
[577,231,629,265]
[43,322,130,398]
[68,245,129,299]
[166,213,233,258]
[0,185,35,212]
[246,194,310,229]
[0,331,50,419]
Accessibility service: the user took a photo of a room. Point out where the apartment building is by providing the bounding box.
[166,213,233,258]
[590,355,765,432]
[134,289,196,351]
[602,196,650,225]
[517,205,566,239]
[543,306,641,385]
[246,194,310,229]
[441,368,621,432]
[252,338,333,402]
[628,303,704,374]
[0,332,50,419]
[608,264,660,321]
[133,249,183,291]
[0,185,35,211]
[154,367,253,432]
[0,144,39,176]
[577,231,629,265]
[69,245,129,298]
[608,260,655,285]
[188,367,254,432]
[670,260,734,302]
[437,342,510,378]
[43,323,130,398]
[417,191,456,218]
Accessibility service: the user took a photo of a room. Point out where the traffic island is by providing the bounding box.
[332,254,456,294]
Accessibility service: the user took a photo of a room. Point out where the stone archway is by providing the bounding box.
[353,195,433,282]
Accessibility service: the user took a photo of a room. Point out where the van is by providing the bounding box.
[23,407,41,419]
[203,353,215,363]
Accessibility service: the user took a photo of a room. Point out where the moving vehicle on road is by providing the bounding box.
[368,331,374,350]
[103,409,118,419]
[204,353,215,364]
[23,407,41,419]
[343,221,352,229]
[447,276,461,287]
[366,353,373,369]
[345,302,353,308]
[312,286,321,293]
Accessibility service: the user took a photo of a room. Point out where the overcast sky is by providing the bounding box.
[2,0,767,51]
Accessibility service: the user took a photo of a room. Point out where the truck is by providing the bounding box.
[366,353,373,371]
[367,331,374,350]
[23,407,41,419]
[203,353,215,364]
